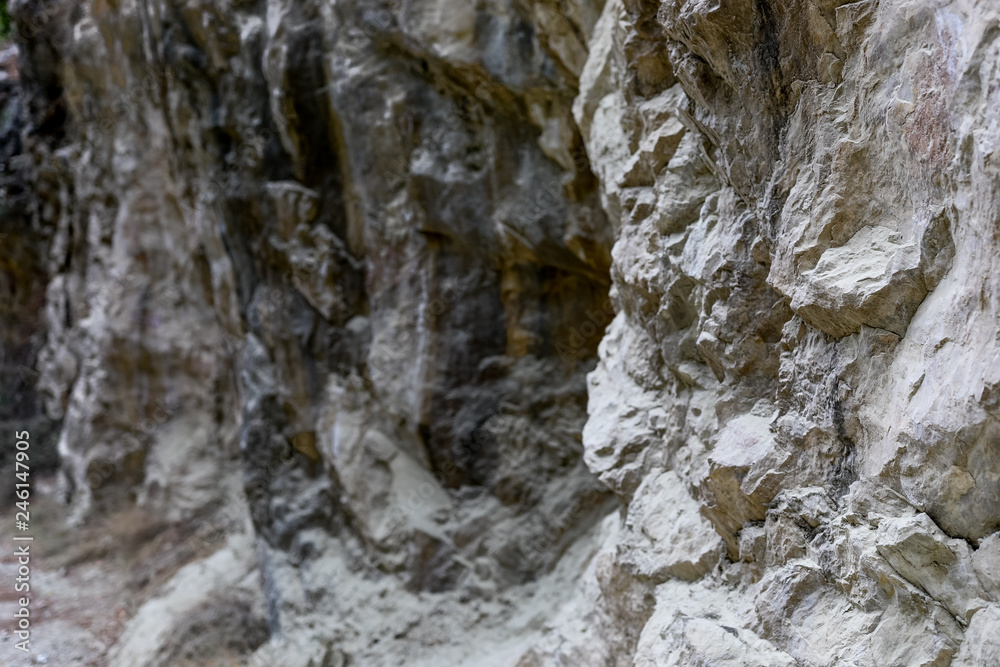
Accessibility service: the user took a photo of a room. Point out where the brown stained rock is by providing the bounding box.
[875,513,989,624]
[698,414,787,559]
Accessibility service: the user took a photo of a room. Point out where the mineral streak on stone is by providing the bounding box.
[4,0,1000,663]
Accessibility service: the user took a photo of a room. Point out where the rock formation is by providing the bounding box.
[3,0,1000,664]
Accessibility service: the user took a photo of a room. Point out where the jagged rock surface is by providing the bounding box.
[5,0,1000,664]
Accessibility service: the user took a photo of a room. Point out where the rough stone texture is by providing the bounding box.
[0,42,61,501]
[5,0,1000,663]
[547,0,1000,662]
[8,0,615,662]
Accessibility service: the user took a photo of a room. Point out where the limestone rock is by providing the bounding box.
[7,0,1000,662]
[973,532,1000,599]
[699,414,786,558]
[876,513,988,623]
[634,581,796,667]
[108,532,266,667]
[953,604,1000,666]
[618,470,724,582]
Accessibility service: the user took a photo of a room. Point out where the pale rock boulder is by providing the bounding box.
[583,314,672,499]
[315,375,452,564]
[634,580,796,667]
[617,470,724,582]
[953,604,1000,666]
[973,532,1000,599]
[763,487,835,567]
[865,587,963,667]
[748,560,885,665]
[698,413,786,558]
[790,224,933,338]
[875,513,989,623]
[108,532,266,667]
[571,0,1000,664]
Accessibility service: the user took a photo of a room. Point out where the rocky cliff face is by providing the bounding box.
[5,0,1000,664]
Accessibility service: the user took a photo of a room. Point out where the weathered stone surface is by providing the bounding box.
[618,470,724,582]
[953,604,1000,666]
[973,532,1000,599]
[634,581,797,667]
[6,0,1000,662]
[876,513,988,623]
[563,0,1000,662]
[108,531,267,667]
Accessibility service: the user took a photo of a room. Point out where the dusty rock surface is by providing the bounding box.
[1,0,1000,664]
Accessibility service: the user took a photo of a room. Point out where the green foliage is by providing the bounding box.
[0,1,10,41]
